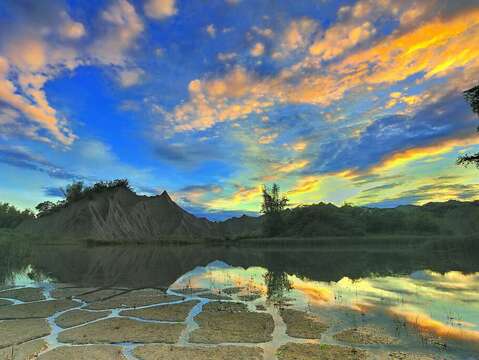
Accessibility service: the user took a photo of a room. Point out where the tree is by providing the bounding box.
[261,184,288,236]
[61,181,85,203]
[457,85,479,167]
[35,201,56,217]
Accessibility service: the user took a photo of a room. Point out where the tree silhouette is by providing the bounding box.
[457,85,479,167]
[261,183,288,236]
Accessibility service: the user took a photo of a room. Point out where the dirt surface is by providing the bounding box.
[134,344,263,360]
[0,300,77,319]
[333,326,398,345]
[222,287,243,295]
[76,289,129,303]
[277,343,368,360]
[39,345,127,359]
[173,288,209,296]
[0,299,12,306]
[190,301,274,343]
[387,352,436,359]
[85,289,182,310]
[58,317,185,344]
[55,309,110,328]
[51,286,96,299]
[0,287,45,302]
[238,294,262,301]
[0,319,50,348]
[198,293,232,300]
[120,300,199,321]
[280,309,329,339]
[0,339,47,359]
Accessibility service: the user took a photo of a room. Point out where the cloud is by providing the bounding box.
[258,133,278,144]
[59,11,86,40]
[0,145,80,180]
[217,52,237,62]
[43,186,64,198]
[206,24,216,38]
[90,0,144,65]
[275,18,318,58]
[250,42,265,57]
[118,68,144,87]
[251,26,274,38]
[144,0,177,20]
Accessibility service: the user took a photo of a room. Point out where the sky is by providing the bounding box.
[0,0,479,220]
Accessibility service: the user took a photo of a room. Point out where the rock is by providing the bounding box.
[58,318,184,344]
[120,300,199,322]
[0,319,50,348]
[39,345,126,359]
[333,326,398,345]
[0,300,77,319]
[84,289,182,310]
[55,309,110,328]
[280,309,328,338]
[0,339,47,359]
[276,343,368,360]
[134,344,263,360]
[190,302,274,344]
[0,287,45,302]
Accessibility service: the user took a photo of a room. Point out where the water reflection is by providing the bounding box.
[1,241,479,358]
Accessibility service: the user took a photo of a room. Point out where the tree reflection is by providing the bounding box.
[263,270,292,306]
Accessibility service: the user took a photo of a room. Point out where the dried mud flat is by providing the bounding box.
[38,345,127,360]
[84,288,183,310]
[58,317,185,344]
[0,319,50,348]
[333,326,398,345]
[190,301,275,344]
[280,308,329,339]
[134,344,264,360]
[0,339,47,360]
[277,343,368,360]
[55,309,110,328]
[0,299,78,319]
[0,287,45,302]
[120,300,199,321]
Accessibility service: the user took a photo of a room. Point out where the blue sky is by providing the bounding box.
[0,0,479,219]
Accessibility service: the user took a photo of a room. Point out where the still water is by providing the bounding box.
[0,242,478,359]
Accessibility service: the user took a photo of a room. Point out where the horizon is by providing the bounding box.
[1,0,479,221]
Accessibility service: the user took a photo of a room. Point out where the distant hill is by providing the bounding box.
[13,185,479,243]
[17,187,224,243]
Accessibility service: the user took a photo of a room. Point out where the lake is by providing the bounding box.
[0,241,478,359]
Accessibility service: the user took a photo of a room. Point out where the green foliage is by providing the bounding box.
[34,179,132,217]
[0,203,34,229]
[261,184,289,236]
[457,85,479,167]
[262,200,479,238]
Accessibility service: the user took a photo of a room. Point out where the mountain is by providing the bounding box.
[17,187,225,243]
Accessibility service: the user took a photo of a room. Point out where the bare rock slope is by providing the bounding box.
[17,188,224,243]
